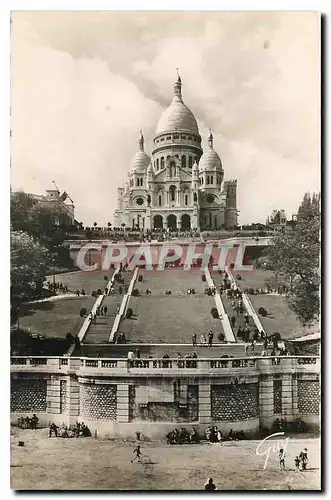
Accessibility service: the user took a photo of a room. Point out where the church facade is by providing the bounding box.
[113,74,238,231]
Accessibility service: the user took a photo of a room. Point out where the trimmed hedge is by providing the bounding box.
[211,307,219,319]
[258,307,268,317]
[79,307,87,317]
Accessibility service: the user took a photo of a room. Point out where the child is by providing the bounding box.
[295,456,300,472]
[131,445,142,463]
[279,448,285,470]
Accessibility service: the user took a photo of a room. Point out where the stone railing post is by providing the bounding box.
[259,375,274,429]
[117,383,129,423]
[198,381,211,424]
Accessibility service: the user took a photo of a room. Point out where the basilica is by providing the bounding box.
[113,74,238,231]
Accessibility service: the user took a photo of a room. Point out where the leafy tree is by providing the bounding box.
[11,231,51,308]
[265,192,320,325]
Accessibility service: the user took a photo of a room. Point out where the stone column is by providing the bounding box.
[46,376,61,416]
[282,374,294,420]
[292,376,298,418]
[259,375,274,429]
[199,381,211,424]
[67,376,80,424]
[117,383,129,423]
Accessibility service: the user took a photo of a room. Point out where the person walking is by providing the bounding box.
[230,315,236,328]
[104,305,108,315]
[208,331,214,348]
[192,332,197,347]
[200,333,206,346]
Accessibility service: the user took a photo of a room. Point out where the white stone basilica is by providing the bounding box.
[113,74,238,231]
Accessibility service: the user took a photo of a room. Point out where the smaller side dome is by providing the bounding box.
[199,130,223,172]
[130,131,150,172]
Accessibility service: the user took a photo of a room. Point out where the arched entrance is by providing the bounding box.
[153,215,163,229]
[167,214,177,231]
[181,214,191,230]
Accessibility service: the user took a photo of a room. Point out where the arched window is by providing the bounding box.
[207,175,210,185]
[181,155,186,168]
[156,158,159,170]
[158,194,162,206]
[210,175,213,184]
[194,156,198,163]
[161,157,165,169]
[188,156,193,168]
[136,177,139,187]
[140,178,143,187]
[185,194,188,206]
[169,185,176,202]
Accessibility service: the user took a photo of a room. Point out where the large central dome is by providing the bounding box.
[155,75,199,136]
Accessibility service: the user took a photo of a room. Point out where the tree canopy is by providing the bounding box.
[11,230,51,308]
[265,192,320,326]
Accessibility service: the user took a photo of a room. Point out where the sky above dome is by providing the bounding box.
[11,11,320,225]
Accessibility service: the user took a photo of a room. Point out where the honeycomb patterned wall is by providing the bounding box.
[298,380,320,415]
[273,380,282,415]
[211,384,259,421]
[11,378,47,413]
[80,385,117,421]
[60,381,68,414]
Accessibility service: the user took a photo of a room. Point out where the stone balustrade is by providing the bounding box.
[10,355,320,376]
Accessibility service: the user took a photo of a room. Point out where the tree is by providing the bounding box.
[93,222,97,229]
[11,231,51,308]
[265,192,320,325]
[107,222,112,228]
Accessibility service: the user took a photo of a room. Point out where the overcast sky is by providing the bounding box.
[10,11,320,225]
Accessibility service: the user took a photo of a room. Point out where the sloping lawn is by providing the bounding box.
[18,296,96,338]
[250,295,317,339]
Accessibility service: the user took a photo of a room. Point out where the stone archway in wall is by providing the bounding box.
[153,214,163,229]
[167,214,177,231]
[181,214,191,231]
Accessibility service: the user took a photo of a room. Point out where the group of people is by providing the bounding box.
[205,286,217,296]
[88,305,108,323]
[273,417,306,433]
[166,427,200,445]
[17,414,39,430]
[192,331,214,348]
[49,421,91,438]
[46,281,69,294]
[280,448,309,472]
[205,426,246,443]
